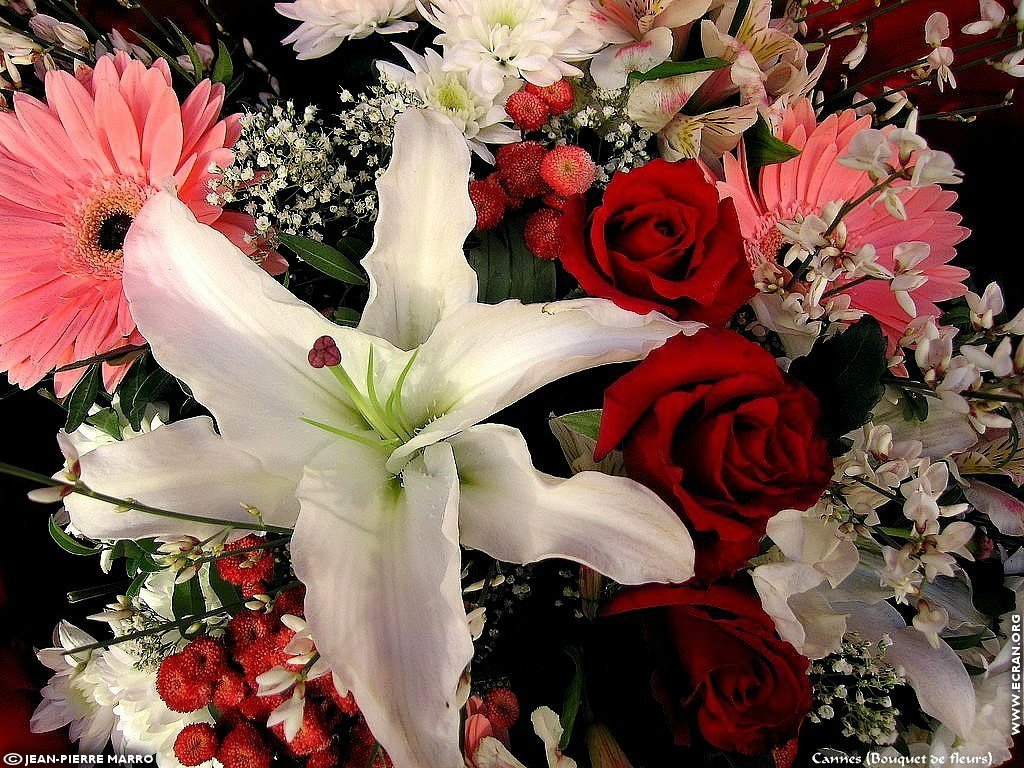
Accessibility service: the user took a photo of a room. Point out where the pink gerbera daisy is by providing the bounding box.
[717,98,969,350]
[0,52,285,397]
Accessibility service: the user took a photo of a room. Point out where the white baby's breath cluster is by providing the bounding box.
[810,633,905,746]
[544,82,653,183]
[209,100,352,242]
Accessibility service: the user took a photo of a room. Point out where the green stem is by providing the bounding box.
[851,474,900,501]
[0,462,292,535]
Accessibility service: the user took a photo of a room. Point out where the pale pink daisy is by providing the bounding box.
[717,99,969,349]
[0,52,285,397]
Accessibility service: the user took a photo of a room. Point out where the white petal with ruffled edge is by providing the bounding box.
[66,416,298,540]
[389,300,696,470]
[291,440,472,768]
[450,424,694,584]
[122,193,399,481]
[358,109,478,350]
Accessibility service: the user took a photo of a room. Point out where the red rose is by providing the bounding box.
[596,328,832,580]
[605,580,812,756]
[559,159,754,325]
[802,0,1020,119]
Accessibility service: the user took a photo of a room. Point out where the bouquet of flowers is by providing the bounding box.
[1,0,1023,766]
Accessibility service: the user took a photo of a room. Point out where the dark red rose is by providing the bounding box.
[559,159,754,325]
[605,580,812,756]
[802,0,1020,119]
[596,328,832,580]
[77,0,215,44]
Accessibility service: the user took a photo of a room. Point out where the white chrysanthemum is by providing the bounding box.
[422,0,602,93]
[31,622,117,753]
[378,45,519,161]
[275,0,418,59]
[103,646,216,768]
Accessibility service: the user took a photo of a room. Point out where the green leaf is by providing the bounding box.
[468,217,557,304]
[943,630,992,651]
[211,39,234,84]
[898,389,930,423]
[65,365,101,432]
[788,316,887,455]
[124,368,174,431]
[630,57,731,82]
[208,566,242,609]
[172,574,206,624]
[167,20,204,81]
[86,407,124,441]
[555,410,602,442]
[48,516,101,557]
[745,116,801,170]
[559,647,585,750]
[131,31,195,83]
[279,232,368,285]
[333,306,362,326]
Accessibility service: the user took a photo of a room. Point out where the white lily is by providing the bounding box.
[64,109,696,768]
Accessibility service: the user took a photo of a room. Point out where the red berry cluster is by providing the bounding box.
[469,140,598,261]
[215,534,276,597]
[163,586,390,768]
[504,80,575,132]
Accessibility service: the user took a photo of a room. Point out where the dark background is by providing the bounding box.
[0,0,1022,756]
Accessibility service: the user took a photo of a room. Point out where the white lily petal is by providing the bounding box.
[391,299,694,470]
[358,108,478,350]
[66,417,297,541]
[450,424,694,583]
[123,193,387,481]
[841,600,976,739]
[473,737,528,768]
[291,440,472,768]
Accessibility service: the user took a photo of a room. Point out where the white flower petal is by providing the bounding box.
[123,193,380,481]
[358,108,478,350]
[842,600,976,739]
[66,417,297,541]
[291,439,472,768]
[391,299,694,470]
[473,737,528,768]
[450,423,694,583]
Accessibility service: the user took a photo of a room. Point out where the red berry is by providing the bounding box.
[238,635,291,685]
[483,687,520,729]
[271,701,332,757]
[157,651,215,713]
[496,142,549,200]
[539,145,597,197]
[309,746,341,768]
[526,79,575,115]
[271,585,306,621]
[218,723,272,768]
[239,691,287,721]
[542,192,573,212]
[214,669,248,713]
[174,723,219,766]
[505,89,551,132]
[469,175,509,232]
[184,636,228,681]
[216,535,275,587]
[524,207,564,261]
[227,610,274,654]
[345,718,392,768]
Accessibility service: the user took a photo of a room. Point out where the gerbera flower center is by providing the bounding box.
[59,177,157,280]
[748,204,816,269]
